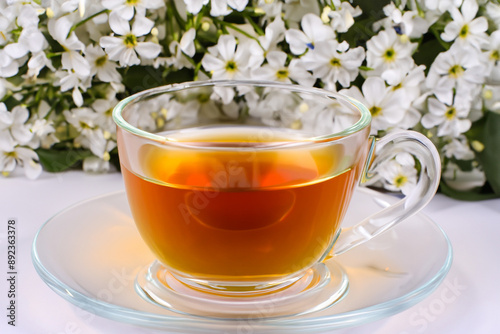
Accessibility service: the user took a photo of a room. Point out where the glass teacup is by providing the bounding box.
[113,80,440,318]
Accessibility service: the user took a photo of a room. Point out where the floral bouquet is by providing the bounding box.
[1,0,499,200]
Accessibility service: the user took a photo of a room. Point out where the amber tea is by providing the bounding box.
[121,126,367,282]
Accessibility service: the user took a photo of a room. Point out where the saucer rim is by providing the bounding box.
[31,188,453,332]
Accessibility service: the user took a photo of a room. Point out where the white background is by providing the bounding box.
[1,170,500,334]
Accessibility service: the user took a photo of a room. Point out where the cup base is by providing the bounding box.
[135,260,349,319]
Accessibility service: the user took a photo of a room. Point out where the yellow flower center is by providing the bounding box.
[198,94,210,103]
[445,107,457,120]
[448,65,464,78]
[330,57,341,67]
[126,0,139,5]
[370,106,382,117]
[459,24,469,39]
[383,48,396,62]
[95,55,108,67]
[5,151,17,158]
[491,50,500,62]
[79,121,91,129]
[225,60,237,73]
[394,175,408,188]
[124,34,137,48]
[276,69,289,80]
[392,82,402,90]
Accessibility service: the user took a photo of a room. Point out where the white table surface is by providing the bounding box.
[1,170,499,334]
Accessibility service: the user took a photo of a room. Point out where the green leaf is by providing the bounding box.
[164,67,195,84]
[359,66,374,71]
[36,148,92,172]
[413,38,446,70]
[121,66,166,94]
[479,112,500,194]
[439,182,499,201]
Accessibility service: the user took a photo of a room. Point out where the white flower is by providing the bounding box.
[441,0,488,49]
[252,51,314,86]
[426,44,485,105]
[180,28,196,57]
[202,35,263,103]
[375,3,430,38]
[341,77,405,134]
[378,152,418,195]
[300,40,364,89]
[63,107,97,140]
[4,25,47,60]
[0,6,16,47]
[259,17,286,53]
[92,93,119,134]
[255,0,283,24]
[28,101,59,150]
[202,35,261,80]
[485,2,500,29]
[0,50,21,77]
[48,15,91,77]
[182,0,208,15]
[382,65,425,129]
[300,98,361,135]
[442,136,475,160]
[100,15,161,67]
[182,0,248,16]
[211,0,248,16]
[482,84,500,113]
[0,146,42,179]
[3,5,45,59]
[366,29,417,76]
[27,51,55,78]
[283,0,321,25]
[102,0,164,20]
[482,31,500,84]
[285,13,335,55]
[160,40,194,70]
[324,0,362,33]
[420,0,462,14]
[85,128,117,160]
[421,97,471,137]
[85,44,122,83]
[83,156,111,173]
[0,104,33,151]
[248,90,302,128]
[443,162,486,191]
[54,69,91,107]
[383,65,425,100]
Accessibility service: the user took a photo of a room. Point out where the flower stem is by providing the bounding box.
[67,9,110,38]
[169,0,187,28]
[242,12,264,36]
[212,18,264,50]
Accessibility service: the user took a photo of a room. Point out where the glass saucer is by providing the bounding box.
[32,188,452,332]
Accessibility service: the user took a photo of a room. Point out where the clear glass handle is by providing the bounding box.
[333,130,441,256]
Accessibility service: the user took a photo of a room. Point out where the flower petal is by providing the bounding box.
[285,29,309,55]
[4,43,28,59]
[109,14,131,36]
[217,35,236,61]
[132,16,154,37]
[201,54,225,72]
[135,42,162,59]
[180,28,196,57]
[120,48,140,66]
[362,77,386,106]
[461,0,478,22]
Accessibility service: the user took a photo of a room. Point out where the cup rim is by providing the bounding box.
[112,80,371,146]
